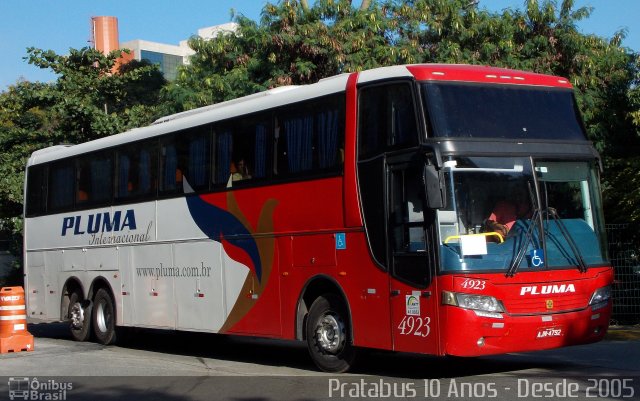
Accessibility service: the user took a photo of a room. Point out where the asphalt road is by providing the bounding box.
[0,322,639,400]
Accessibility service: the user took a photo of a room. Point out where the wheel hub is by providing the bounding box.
[95,302,108,333]
[315,314,344,354]
[70,303,84,329]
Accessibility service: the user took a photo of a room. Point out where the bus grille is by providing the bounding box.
[504,294,587,315]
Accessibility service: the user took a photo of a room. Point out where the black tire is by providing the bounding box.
[92,288,117,345]
[306,294,356,373]
[68,290,91,342]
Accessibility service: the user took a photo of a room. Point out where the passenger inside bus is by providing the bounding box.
[227,158,252,187]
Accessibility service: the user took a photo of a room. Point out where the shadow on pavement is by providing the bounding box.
[26,321,568,378]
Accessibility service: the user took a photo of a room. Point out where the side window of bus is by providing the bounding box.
[48,161,74,212]
[389,164,431,287]
[359,83,419,159]
[76,152,113,206]
[214,129,233,186]
[26,165,47,216]
[184,127,211,191]
[390,167,426,252]
[214,115,271,188]
[116,141,158,200]
[274,95,345,177]
[159,127,212,194]
[160,139,181,194]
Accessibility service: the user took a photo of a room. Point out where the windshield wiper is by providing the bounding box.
[505,209,539,277]
[544,207,588,273]
[506,179,542,278]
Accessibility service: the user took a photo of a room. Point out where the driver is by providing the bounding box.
[485,186,531,239]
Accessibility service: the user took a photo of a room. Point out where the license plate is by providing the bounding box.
[536,327,563,339]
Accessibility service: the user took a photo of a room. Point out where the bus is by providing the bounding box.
[23,64,612,372]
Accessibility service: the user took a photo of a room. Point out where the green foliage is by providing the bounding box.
[0,47,166,279]
[0,47,166,216]
[163,0,404,110]
[629,55,640,130]
[0,217,23,287]
[23,47,166,141]
[0,81,57,219]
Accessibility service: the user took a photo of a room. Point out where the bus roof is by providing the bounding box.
[27,64,573,166]
[357,64,572,88]
[408,64,572,87]
[27,72,350,166]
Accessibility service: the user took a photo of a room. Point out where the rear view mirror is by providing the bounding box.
[423,164,444,209]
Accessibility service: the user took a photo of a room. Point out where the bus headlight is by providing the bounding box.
[442,291,505,318]
[589,286,611,311]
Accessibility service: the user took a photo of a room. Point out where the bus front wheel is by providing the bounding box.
[92,288,117,345]
[306,294,356,373]
[68,291,91,342]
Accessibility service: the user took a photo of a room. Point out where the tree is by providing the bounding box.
[0,47,166,285]
[300,0,372,12]
[602,54,640,233]
[163,0,402,110]
[24,47,166,142]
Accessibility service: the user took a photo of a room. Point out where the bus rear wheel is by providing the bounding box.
[306,294,356,373]
[68,291,91,342]
[92,288,117,345]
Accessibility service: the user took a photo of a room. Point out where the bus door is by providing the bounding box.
[387,163,439,354]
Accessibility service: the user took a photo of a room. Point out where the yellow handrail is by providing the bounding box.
[444,232,504,244]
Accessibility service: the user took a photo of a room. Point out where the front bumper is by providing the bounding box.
[442,302,611,356]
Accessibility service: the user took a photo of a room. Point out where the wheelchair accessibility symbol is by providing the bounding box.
[529,249,544,267]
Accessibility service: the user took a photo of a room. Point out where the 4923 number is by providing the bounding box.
[398,315,431,337]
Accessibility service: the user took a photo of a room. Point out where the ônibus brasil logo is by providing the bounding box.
[8,377,72,400]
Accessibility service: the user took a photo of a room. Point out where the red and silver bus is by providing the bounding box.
[23,64,612,372]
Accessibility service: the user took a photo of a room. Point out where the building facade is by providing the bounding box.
[91,16,237,81]
[118,39,191,81]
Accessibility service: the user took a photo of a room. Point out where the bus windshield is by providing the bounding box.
[422,82,587,140]
[438,157,607,273]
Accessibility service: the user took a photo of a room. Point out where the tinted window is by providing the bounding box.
[116,141,158,200]
[160,127,212,194]
[275,95,345,177]
[359,83,419,159]
[159,139,180,194]
[423,82,587,140]
[184,128,211,191]
[389,165,432,287]
[76,152,113,206]
[28,93,347,216]
[216,114,271,188]
[48,160,74,212]
[26,165,46,216]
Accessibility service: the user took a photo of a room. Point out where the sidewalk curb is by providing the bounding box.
[605,326,640,341]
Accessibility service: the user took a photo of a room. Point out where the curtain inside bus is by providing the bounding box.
[254,125,267,179]
[216,131,232,184]
[188,135,208,187]
[284,115,314,173]
[318,109,339,169]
